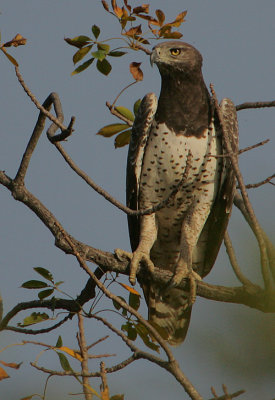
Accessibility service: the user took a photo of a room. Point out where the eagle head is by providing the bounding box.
[150,41,203,75]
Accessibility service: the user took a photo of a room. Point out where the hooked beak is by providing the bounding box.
[150,48,158,67]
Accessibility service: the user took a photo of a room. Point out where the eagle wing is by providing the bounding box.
[126,93,158,252]
[196,98,239,278]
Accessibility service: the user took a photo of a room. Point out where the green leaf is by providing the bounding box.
[129,292,140,310]
[73,45,93,64]
[33,267,54,282]
[97,123,128,137]
[92,24,100,39]
[135,323,160,352]
[18,312,49,327]
[64,35,91,48]
[71,58,94,75]
[108,51,127,57]
[92,49,107,61]
[38,289,54,300]
[115,106,135,121]
[121,322,137,340]
[21,280,48,289]
[114,129,131,148]
[112,296,127,310]
[133,99,141,116]
[97,43,110,53]
[57,352,72,371]
[96,58,112,75]
[56,335,63,348]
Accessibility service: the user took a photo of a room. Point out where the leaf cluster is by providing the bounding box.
[97,99,141,147]
[21,266,63,300]
[65,0,187,76]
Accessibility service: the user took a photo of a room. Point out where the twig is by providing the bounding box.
[106,101,134,126]
[209,387,245,400]
[210,84,271,291]
[87,335,109,350]
[100,362,109,399]
[77,312,92,400]
[244,173,275,189]
[233,192,275,283]
[110,81,137,109]
[238,139,270,155]
[236,100,275,111]
[224,231,254,287]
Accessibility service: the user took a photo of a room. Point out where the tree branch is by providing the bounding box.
[210,85,271,291]
[236,100,275,111]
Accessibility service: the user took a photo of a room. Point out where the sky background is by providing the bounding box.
[1,0,274,399]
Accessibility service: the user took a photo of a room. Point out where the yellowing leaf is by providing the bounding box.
[115,106,134,121]
[65,35,91,49]
[97,123,128,137]
[118,282,141,296]
[0,366,9,380]
[0,47,18,66]
[167,10,187,28]
[129,62,143,81]
[115,130,131,148]
[73,45,93,64]
[59,346,83,361]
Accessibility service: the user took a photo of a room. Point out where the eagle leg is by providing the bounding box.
[169,205,204,305]
[129,214,157,285]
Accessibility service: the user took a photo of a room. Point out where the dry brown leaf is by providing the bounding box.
[101,0,110,12]
[0,360,22,369]
[111,0,124,18]
[133,4,149,14]
[58,346,83,361]
[155,9,165,26]
[4,33,27,48]
[124,24,142,37]
[129,62,143,81]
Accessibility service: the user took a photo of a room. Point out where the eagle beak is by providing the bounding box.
[150,49,157,67]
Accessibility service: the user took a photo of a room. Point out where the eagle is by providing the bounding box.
[125,41,238,345]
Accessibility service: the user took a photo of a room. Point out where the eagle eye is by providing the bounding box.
[170,48,181,56]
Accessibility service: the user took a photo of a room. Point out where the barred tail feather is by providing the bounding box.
[146,284,192,346]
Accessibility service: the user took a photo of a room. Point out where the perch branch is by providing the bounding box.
[210,84,271,291]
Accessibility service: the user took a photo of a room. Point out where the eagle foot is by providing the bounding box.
[169,268,201,307]
[129,250,155,286]
[114,248,133,262]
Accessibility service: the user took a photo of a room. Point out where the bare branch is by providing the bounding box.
[236,100,275,111]
[78,312,92,400]
[238,139,270,155]
[224,231,254,287]
[244,173,275,189]
[210,84,271,291]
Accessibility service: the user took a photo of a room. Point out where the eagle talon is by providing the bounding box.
[114,248,133,262]
[129,250,155,286]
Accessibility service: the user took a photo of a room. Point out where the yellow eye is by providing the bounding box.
[170,48,181,56]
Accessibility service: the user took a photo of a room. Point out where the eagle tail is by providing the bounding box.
[144,283,192,346]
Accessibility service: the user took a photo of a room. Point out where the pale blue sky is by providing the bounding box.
[1,1,274,399]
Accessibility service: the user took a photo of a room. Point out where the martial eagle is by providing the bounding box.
[125,41,238,345]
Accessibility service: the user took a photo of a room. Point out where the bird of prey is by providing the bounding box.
[125,41,238,345]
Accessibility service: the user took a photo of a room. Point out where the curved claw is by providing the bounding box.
[129,251,154,285]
